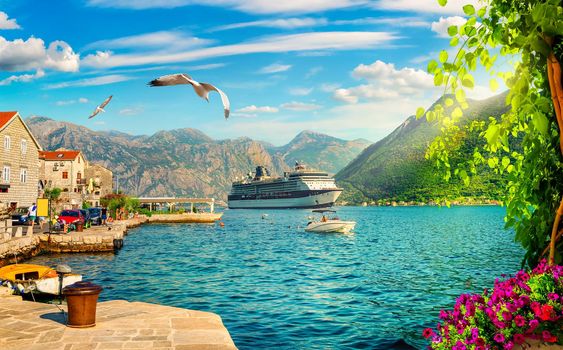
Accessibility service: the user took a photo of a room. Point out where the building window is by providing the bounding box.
[2,166,10,183]
[20,168,27,183]
[21,139,27,155]
[4,135,10,150]
[62,171,68,179]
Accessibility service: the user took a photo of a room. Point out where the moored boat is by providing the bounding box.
[0,264,82,297]
[305,209,356,233]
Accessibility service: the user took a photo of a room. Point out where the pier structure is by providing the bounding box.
[138,197,215,213]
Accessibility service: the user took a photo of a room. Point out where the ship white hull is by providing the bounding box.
[228,190,341,209]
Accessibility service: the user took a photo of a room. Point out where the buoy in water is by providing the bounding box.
[219,222,225,227]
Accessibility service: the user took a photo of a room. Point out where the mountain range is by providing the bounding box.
[26,117,370,200]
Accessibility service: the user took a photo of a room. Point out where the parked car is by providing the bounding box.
[58,210,85,225]
[11,207,31,226]
[79,209,92,227]
[87,207,102,225]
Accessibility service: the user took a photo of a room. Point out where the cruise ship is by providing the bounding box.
[228,163,342,209]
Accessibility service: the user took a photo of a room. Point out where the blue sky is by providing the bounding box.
[0,0,495,145]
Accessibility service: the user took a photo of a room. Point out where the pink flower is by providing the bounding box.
[494,333,505,343]
[528,319,539,332]
[548,293,559,300]
[514,315,526,327]
[502,311,513,321]
[423,328,434,339]
[540,304,554,321]
[504,340,514,350]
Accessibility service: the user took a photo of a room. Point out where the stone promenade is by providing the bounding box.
[0,293,237,350]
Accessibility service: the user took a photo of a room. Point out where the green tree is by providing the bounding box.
[419,0,563,266]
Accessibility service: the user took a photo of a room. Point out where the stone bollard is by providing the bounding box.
[26,226,33,236]
[14,227,22,238]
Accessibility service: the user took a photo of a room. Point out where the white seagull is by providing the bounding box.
[148,73,230,119]
[88,95,113,119]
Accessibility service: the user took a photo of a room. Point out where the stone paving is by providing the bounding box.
[0,294,237,350]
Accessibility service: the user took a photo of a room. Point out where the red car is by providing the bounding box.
[58,210,85,225]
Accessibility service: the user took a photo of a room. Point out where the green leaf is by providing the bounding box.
[439,50,448,63]
[450,36,459,47]
[415,107,425,119]
[455,89,466,103]
[490,79,499,92]
[445,98,454,107]
[532,113,549,135]
[427,60,438,73]
[477,6,486,18]
[434,72,444,86]
[463,4,475,15]
[462,74,475,88]
[502,157,510,168]
[484,124,500,145]
[447,25,458,37]
[437,0,447,6]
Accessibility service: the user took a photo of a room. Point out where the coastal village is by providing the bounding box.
[0,111,113,212]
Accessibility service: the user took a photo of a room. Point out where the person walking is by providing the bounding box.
[27,203,37,228]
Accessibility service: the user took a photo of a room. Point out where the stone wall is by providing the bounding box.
[0,115,41,208]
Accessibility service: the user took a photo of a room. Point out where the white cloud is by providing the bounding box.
[85,31,212,51]
[0,36,79,73]
[305,66,322,79]
[55,97,89,106]
[281,101,322,111]
[333,16,429,27]
[0,69,44,86]
[82,31,397,69]
[334,60,436,104]
[320,83,341,92]
[259,63,292,74]
[372,0,480,15]
[45,74,133,89]
[333,88,358,104]
[0,12,20,30]
[119,107,144,116]
[236,105,279,114]
[289,87,313,96]
[431,16,467,37]
[87,0,369,14]
[212,17,327,31]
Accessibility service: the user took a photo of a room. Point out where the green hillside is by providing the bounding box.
[335,92,510,204]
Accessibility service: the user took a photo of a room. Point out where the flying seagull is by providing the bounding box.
[88,95,113,119]
[148,73,230,119]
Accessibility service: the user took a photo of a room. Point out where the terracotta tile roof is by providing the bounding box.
[0,111,17,129]
[39,150,81,161]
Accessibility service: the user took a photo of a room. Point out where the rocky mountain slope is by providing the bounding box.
[336,92,510,204]
[27,117,370,200]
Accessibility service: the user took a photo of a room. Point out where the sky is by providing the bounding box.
[0,0,499,145]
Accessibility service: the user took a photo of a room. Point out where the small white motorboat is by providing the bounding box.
[305,209,356,233]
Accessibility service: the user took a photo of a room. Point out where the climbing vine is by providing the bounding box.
[418,0,563,267]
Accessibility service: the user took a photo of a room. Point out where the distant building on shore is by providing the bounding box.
[39,150,87,209]
[0,111,42,209]
[84,163,113,207]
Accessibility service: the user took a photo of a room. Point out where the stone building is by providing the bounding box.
[84,163,113,207]
[39,150,87,209]
[0,111,42,210]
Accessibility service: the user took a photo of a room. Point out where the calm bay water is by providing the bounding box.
[28,206,523,349]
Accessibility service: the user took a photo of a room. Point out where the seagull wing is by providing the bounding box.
[88,107,100,119]
[148,73,194,87]
[201,83,231,119]
[99,95,113,109]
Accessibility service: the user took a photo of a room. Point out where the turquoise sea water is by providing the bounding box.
[28,206,524,349]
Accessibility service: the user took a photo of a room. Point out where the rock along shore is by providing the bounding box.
[0,216,148,267]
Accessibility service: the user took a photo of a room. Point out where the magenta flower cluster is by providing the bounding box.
[424,260,563,349]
